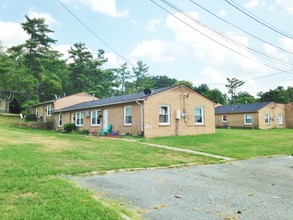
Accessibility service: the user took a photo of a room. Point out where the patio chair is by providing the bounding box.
[99,124,112,136]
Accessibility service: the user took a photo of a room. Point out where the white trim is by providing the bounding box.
[75,112,84,127]
[195,106,204,125]
[222,115,227,123]
[159,105,170,125]
[244,114,252,125]
[264,114,270,125]
[91,110,101,126]
[278,114,283,125]
[58,114,63,127]
[46,105,52,116]
[124,106,132,126]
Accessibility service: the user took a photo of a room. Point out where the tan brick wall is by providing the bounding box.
[215,103,287,129]
[215,113,259,129]
[285,102,293,128]
[56,103,142,135]
[258,103,286,129]
[143,86,215,138]
[54,92,97,110]
[56,86,216,138]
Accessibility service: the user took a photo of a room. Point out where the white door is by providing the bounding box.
[103,109,108,131]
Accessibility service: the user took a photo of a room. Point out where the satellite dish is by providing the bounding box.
[143,88,152,96]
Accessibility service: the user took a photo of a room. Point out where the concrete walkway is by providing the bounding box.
[109,138,234,161]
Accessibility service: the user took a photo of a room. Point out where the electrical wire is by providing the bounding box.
[190,0,293,55]
[55,0,135,67]
[158,0,293,67]
[224,0,293,39]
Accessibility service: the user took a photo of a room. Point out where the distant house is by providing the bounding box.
[55,85,216,138]
[215,102,292,129]
[0,98,6,113]
[30,92,97,123]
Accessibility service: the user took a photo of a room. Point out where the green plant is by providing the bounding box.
[63,123,76,133]
[25,113,37,122]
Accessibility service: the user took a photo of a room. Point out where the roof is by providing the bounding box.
[31,92,96,107]
[215,102,272,114]
[57,85,178,112]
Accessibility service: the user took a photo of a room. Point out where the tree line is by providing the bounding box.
[0,16,292,113]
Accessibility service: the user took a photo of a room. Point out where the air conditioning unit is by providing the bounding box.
[84,111,90,117]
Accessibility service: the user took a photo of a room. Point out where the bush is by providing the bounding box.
[25,113,37,122]
[64,123,76,133]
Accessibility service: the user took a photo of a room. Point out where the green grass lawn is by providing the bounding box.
[144,128,293,159]
[0,116,217,220]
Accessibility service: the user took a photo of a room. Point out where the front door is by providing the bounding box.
[103,109,108,131]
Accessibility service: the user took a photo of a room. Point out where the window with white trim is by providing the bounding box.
[91,110,101,126]
[195,107,204,125]
[75,112,83,126]
[278,114,283,125]
[46,105,52,116]
[159,105,170,125]
[264,114,270,124]
[124,106,132,125]
[244,114,252,125]
[222,115,227,123]
[58,114,63,127]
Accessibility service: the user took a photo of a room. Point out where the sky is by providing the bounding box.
[0,0,293,97]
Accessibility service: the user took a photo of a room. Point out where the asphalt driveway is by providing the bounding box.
[75,156,293,220]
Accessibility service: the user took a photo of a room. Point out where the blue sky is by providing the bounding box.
[0,0,293,97]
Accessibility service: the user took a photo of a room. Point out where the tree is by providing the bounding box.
[0,52,35,112]
[175,80,193,89]
[194,83,209,95]
[205,89,227,104]
[151,75,177,88]
[225,77,245,103]
[131,61,153,92]
[114,63,131,95]
[234,92,256,104]
[257,86,292,103]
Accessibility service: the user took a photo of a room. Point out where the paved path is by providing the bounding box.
[75,156,293,220]
[109,138,234,161]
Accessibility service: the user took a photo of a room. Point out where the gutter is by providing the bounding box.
[136,99,144,137]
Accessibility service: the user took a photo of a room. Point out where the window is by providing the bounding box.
[46,105,52,116]
[264,114,270,124]
[91,110,101,126]
[124,106,132,125]
[244,114,252,125]
[222,115,227,123]
[159,105,170,125]
[58,114,63,127]
[278,114,283,125]
[195,107,204,125]
[75,112,83,126]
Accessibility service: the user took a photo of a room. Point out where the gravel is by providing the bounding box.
[74,156,293,220]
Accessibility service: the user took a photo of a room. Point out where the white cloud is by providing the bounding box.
[81,0,128,17]
[128,39,187,62]
[0,21,28,48]
[245,0,261,9]
[277,0,293,15]
[131,19,139,27]
[104,52,123,67]
[145,18,162,31]
[219,10,226,17]
[54,44,71,60]
[28,9,59,26]
[165,11,267,75]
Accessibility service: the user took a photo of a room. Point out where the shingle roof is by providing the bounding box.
[57,85,178,112]
[215,102,272,114]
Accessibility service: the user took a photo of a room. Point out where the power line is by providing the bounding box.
[224,0,293,39]
[190,0,293,55]
[55,0,135,67]
[153,0,293,70]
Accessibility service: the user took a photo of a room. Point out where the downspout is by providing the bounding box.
[136,99,144,137]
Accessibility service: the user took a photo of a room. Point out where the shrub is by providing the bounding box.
[64,123,76,133]
[25,113,37,122]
